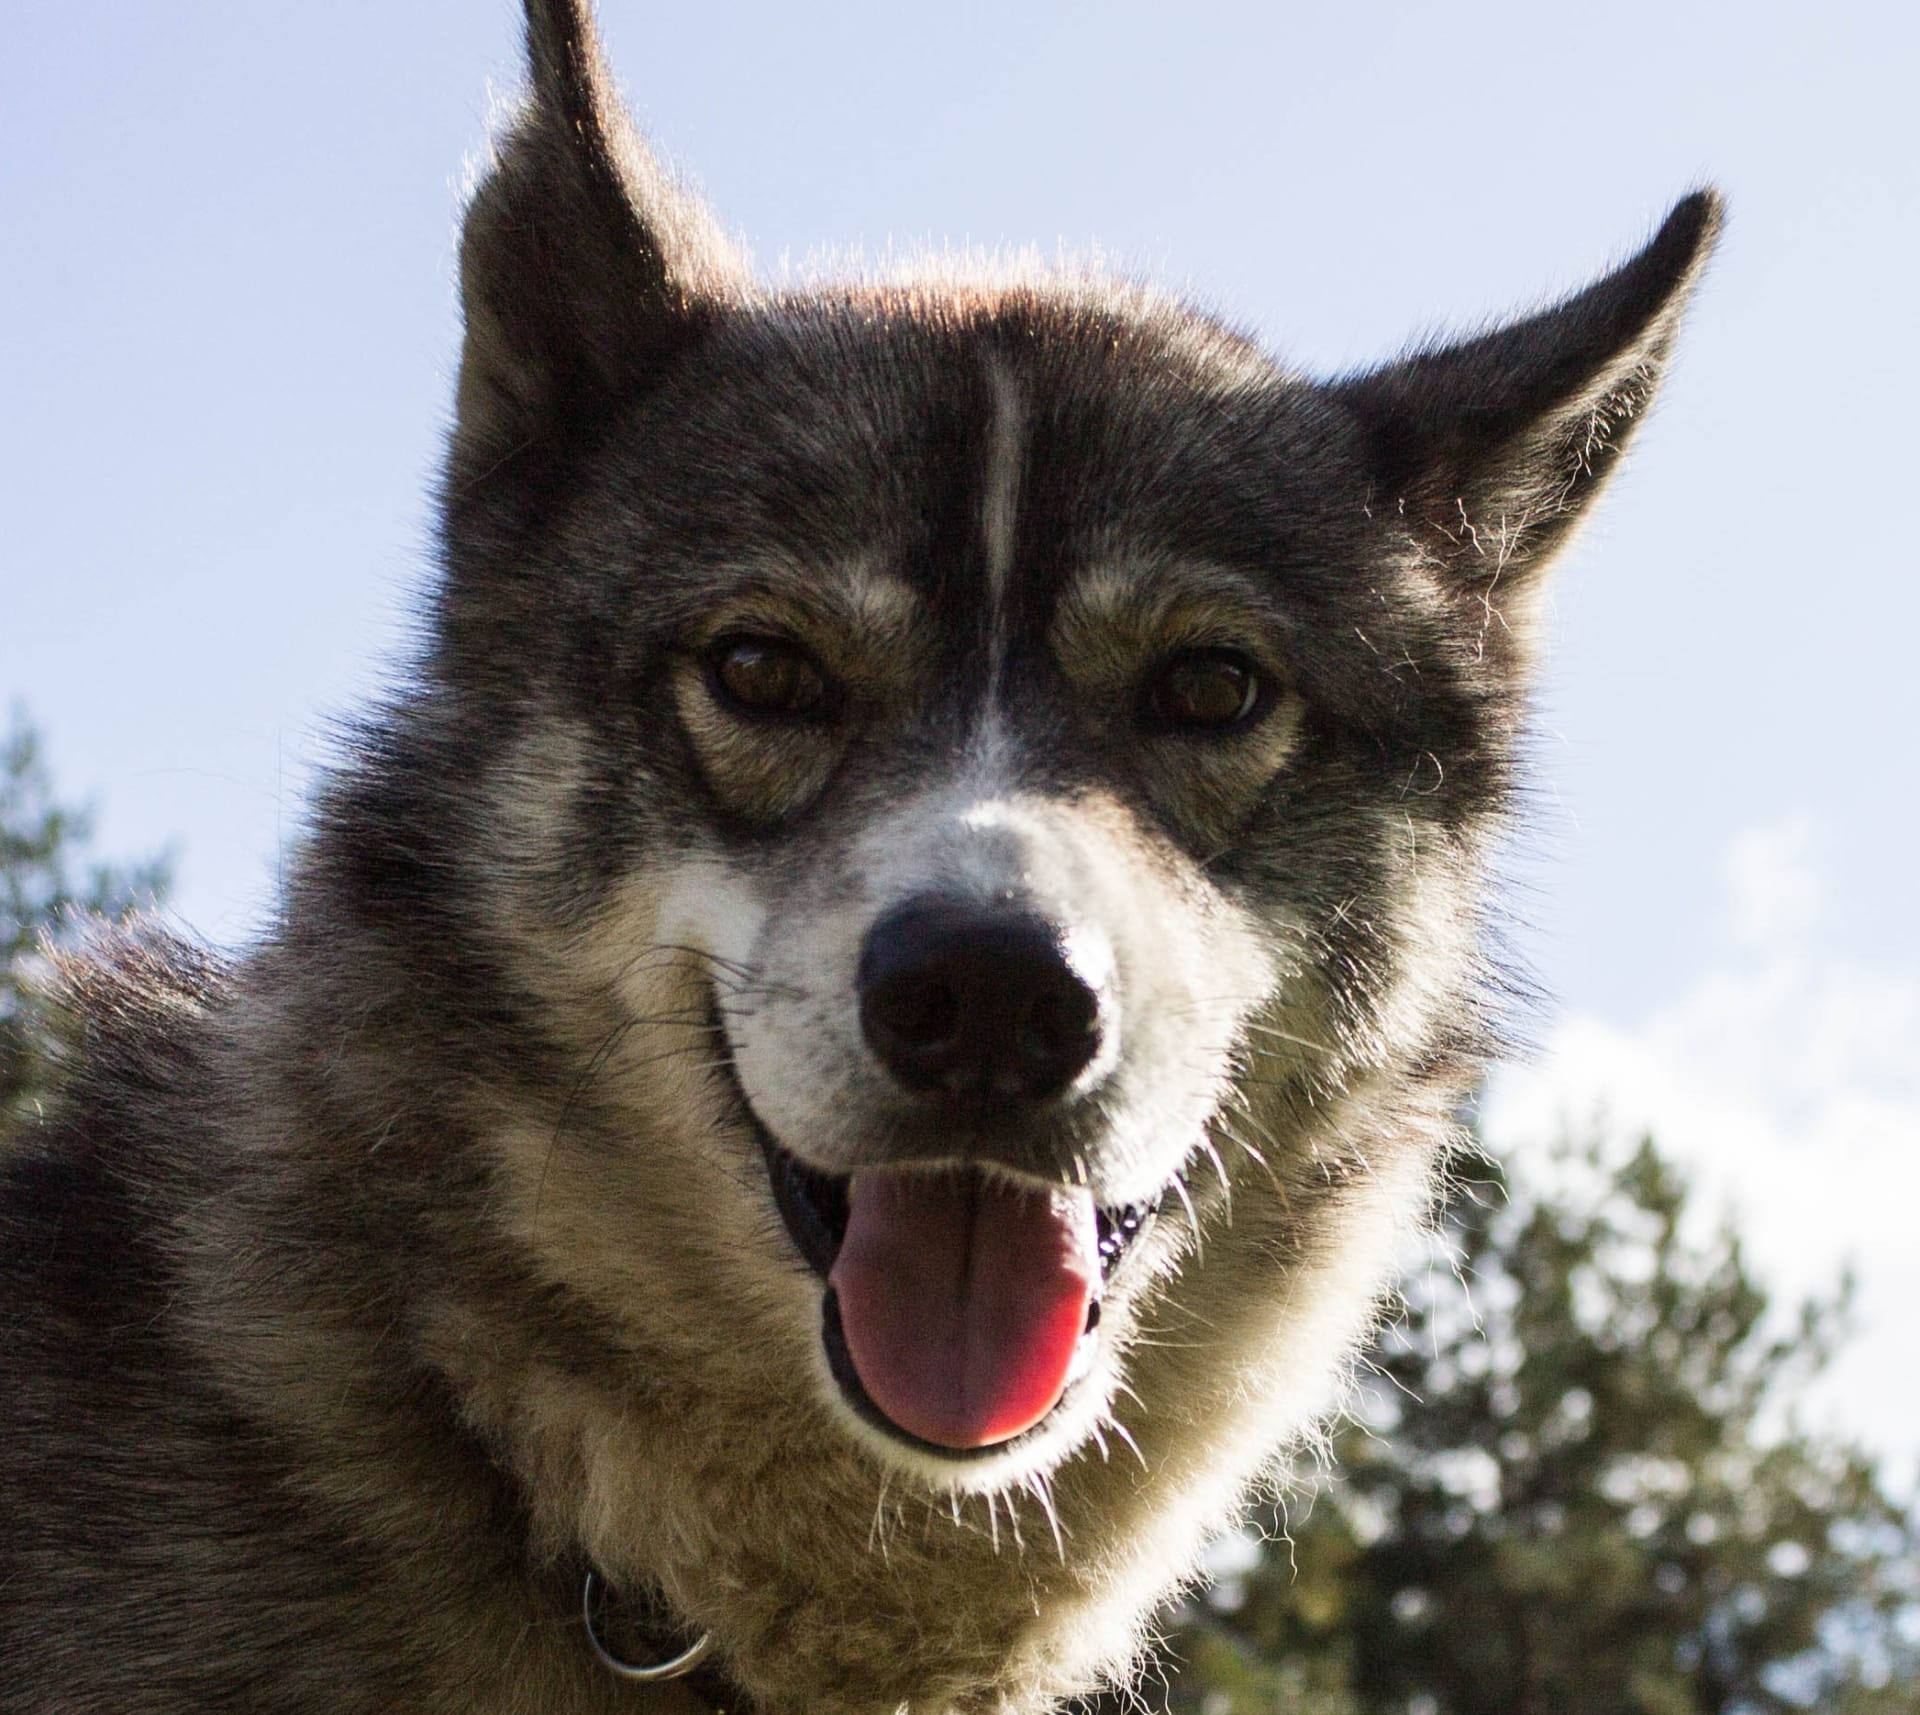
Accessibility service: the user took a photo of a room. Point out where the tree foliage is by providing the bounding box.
[1145,1138,1920,1715]
[1,710,169,1146]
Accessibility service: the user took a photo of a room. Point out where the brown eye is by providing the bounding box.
[1144,649,1265,732]
[708,636,834,720]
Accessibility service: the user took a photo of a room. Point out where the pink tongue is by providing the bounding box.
[828,1172,1099,1450]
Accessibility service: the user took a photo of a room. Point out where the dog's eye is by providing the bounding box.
[708,636,834,720]
[1143,649,1266,733]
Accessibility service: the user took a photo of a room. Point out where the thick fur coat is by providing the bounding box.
[0,4,1716,1710]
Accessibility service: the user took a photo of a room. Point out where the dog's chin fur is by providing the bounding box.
[0,3,1717,1709]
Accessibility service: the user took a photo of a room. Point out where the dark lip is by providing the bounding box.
[713,998,1162,1459]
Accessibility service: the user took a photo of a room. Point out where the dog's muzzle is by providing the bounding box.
[744,896,1157,1460]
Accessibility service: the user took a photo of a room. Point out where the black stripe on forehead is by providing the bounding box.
[977,319,1189,696]
[901,348,1001,706]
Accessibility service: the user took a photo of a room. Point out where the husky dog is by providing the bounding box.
[0,3,1715,1710]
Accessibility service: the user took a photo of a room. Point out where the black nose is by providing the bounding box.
[857,900,1106,1102]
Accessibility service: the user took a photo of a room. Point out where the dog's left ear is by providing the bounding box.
[450,0,748,493]
[1334,192,1721,641]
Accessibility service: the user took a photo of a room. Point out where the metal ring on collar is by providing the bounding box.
[581,1567,716,1683]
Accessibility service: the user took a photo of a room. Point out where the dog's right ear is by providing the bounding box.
[450,0,747,491]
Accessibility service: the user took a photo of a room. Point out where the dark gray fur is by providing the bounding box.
[0,2,1717,1709]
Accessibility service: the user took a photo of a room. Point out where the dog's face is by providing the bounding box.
[424,0,1715,1524]
[454,293,1479,1492]
[506,304,1398,1485]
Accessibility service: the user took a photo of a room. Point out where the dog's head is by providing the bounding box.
[417,0,1715,1512]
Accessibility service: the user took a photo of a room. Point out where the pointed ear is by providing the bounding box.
[1332,192,1721,633]
[450,0,748,489]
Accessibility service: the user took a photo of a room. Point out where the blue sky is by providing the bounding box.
[4,2,1915,1463]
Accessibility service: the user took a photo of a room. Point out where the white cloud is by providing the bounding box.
[1722,813,1823,947]
[1484,813,1920,1472]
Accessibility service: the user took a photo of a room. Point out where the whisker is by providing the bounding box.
[1107,1415,1148,1473]
[1236,1019,1339,1059]
[1022,1471,1066,1562]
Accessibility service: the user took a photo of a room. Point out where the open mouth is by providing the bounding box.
[758,1130,1157,1459]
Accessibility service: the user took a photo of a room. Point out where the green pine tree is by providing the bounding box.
[1147,1136,1919,1714]
[1,710,170,1148]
